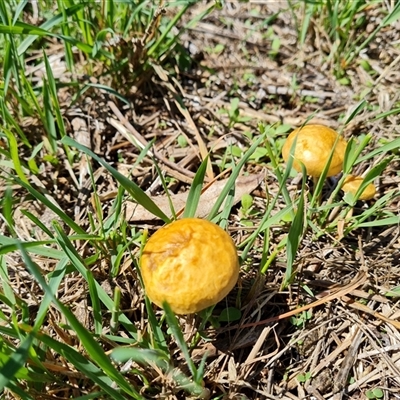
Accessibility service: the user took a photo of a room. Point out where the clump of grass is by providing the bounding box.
[291,0,400,79]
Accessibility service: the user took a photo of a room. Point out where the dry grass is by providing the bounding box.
[1,1,400,399]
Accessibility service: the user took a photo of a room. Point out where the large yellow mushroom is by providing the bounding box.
[282,124,348,178]
[140,218,239,314]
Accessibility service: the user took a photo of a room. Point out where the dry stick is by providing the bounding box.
[341,296,400,330]
[240,228,400,330]
[305,387,325,400]
[237,272,368,329]
[107,102,197,183]
[332,326,364,399]
[306,332,353,378]
[239,275,400,331]
[164,76,214,180]
[342,307,400,390]
[373,52,400,87]
[108,117,193,184]
[150,66,212,179]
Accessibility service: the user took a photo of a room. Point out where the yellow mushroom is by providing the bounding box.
[140,218,239,314]
[282,124,347,178]
[341,175,376,200]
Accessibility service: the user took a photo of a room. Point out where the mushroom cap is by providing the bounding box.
[341,175,376,200]
[282,124,347,177]
[140,218,239,314]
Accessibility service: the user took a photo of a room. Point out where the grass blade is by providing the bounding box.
[17,244,144,399]
[208,133,265,221]
[87,270,103,336]
[34,330,127,400]
[282,171,306,289]
[61,136,170,222]
[10,175,85,234]
[17,3,86,55]
[162,302,196,378]
[183,155,209,218]
[0,334,34,391]
[3,128,29,184]
[52,221,139,339]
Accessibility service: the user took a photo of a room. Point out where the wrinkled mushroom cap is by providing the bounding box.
[140,218,239,314]
[282,124,347,177]
[341,175,376,200]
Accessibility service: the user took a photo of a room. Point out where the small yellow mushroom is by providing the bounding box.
[341,175,376,201]
[282,124,347,178]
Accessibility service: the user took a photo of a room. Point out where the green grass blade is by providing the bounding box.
[162,302,197,378]
[382,1,400,25]
[343,100,367,125]
[61,311,142,399]
[357,216,400,228]
[35,330,127,400]
[62,136,170,222]
[144,295,169,352]
[20,72,46,120]
[208,133,265,221]
[2,186,15,236]
[356,138,400,163]
[241,204,293,263]
[2,41,13,95]
[282,168,306,289]
[183,155,209,218]
[3,128,29,184]
[110,287,121,335]
[152,159,177,220]
[299,2,314,45]
[352,157,393,202]
[344,190,398,233]
[52,222,139,339]
[0,21,52,35]
[17,3,86,55]
[12,0,28,24]
[0,0,10,24]
[56,0,74,71]
[345,3,400,65]
[343,134,372,174]
[0,100,31,146]
[136,233,169,352]
[111,347,170,368]
[82,82,130,105]
[42,80,57,152]
[0,333,34,390]
[0,256,16,306]
[87,270,103,336]
[216,184,235,230]
[20,209,54,238]
[262,123,295,215]
[10,175,85,234]
[43,51,67,139]
[34,257,69,329]
[162,303,207,397]
[373,108,400,120]
[17,244,144,399]
[0,237,63,259]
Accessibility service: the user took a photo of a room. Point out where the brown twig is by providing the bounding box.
[237,272,368,329]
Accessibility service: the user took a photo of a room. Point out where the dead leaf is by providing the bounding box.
[126,173,264,221]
